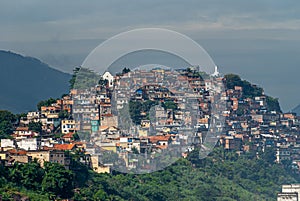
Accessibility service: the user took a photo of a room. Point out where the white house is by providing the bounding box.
[61,119,76,134]
[0,139,15,149]
[17,138,39,150]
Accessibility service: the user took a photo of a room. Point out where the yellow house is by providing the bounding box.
[163,127,171,133]
[138,128,148,137]
[27,149,70,169]
[91,155,110,173]
[141,120,150,128]
[0,152,7,160]
[99,141,117,152]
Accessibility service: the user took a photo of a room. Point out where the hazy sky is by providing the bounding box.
[0,0,300,111]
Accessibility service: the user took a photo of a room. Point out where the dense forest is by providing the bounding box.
[0,147,299,200]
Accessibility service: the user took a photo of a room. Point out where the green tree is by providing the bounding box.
[59,110,69,119]
[260,147,276,164]
[69,67,80,89]
[224,74,263,98]
[42,162,74,198]
[122,67,131,75]
[69,67,100,90]
[266,96,281,112]
[224,74,243,90]
[11,161,45,190]
[93,188,108,201]
[37,98,57,111]
[0,110,16,139]
[28,121,42,133]
[129,101,143,124]
[162,101,178,110]
[98,77,108,87]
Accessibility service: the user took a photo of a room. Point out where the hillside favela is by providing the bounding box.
[1,61,300,200]
[2,1,300,200]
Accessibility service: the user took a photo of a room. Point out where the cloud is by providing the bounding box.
[0,0,300,42]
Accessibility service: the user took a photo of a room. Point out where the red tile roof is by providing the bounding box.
[16,127,29,131]
[54,144,76,151]
[62,132,74,139]
[148,136,171,143]
[8,149,27,155]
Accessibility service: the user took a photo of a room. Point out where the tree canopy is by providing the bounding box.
[0,110,16,139]
[28,121,42,133]
[1,146,298,200]
[224,74,281,112]
[37,97,57,111]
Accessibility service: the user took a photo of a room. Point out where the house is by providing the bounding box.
[141,120,150,128]
[56,97,74,113]
[148,136,171,148]
[14,127,38,138]
[27,149,70,169]
[251,114,263,123]
[0,139,15,150]
[16,138,39,151]
[62,132,75,142]
[98,140,117,152]
[41,106,60,118]
[277,192,298,201]
[278,184,300,201]
[61,119,76,134]
[276,147,291,163]
[119,137,134,151]
[91,155,110,173]
[138,128,149,137]
[101,114,118,127]
[100,126,120,139]
[223,136,242,151]
[53,143,77,152]
[7,149,31,164]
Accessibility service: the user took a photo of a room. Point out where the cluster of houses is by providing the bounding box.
[219,85,300,169]
[1,66,300,173]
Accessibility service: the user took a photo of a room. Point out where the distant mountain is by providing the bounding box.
[292,104,300,115]
[0,50,71,113]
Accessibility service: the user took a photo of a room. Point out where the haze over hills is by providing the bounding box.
[0,50,71,113]
[292,104,300,116]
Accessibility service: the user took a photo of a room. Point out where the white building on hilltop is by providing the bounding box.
[102,71,114,87]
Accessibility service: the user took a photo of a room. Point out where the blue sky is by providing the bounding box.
[0,0,300,111]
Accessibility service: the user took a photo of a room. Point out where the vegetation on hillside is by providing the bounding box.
[224,74,281,112]
[0,110,16,139]
[0,147,298,200]
[36,98,58,111]
[69,67,100,90]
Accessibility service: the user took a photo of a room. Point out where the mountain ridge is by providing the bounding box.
[0,50,71,113]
